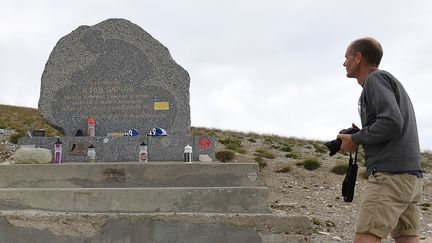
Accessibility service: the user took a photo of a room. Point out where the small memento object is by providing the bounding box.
[148,127,168,136]
[87,116,95,137]
[87,144,96,162]
[75,129,83,136]
[139,142,148,163]
[184,144,192,163]
[128,129,140,136]
[54,138,62,164]
[32,129,46,137]
[107,132,124,137]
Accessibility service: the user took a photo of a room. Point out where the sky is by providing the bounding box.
[1,0,431,151]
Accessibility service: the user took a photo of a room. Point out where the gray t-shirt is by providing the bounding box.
[351,70,421,175]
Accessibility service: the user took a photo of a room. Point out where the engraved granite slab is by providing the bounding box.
[38,18,191,136]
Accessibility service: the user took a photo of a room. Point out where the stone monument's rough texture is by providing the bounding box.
[39,18,190,137]
[20,18,215,162]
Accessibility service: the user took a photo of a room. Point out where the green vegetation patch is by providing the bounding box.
[279,144,293,152]
[254,156,267,169]
[313,143,328,154]
[190,127,219,136]
[255,148,275,159]
[331,163,348,175]
[286,151,302,159]
[303,157,321,170]
[215,150,235,162]
[219,137,246,154]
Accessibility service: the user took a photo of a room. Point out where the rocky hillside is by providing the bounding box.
[1,104,431,242]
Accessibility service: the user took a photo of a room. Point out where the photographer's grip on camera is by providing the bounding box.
[324,125,360,156]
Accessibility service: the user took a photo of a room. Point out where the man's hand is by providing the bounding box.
[337,134,358,154]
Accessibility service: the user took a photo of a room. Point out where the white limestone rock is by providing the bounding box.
[13,148,52,164]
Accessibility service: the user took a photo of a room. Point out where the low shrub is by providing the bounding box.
[313,143,328,154]
[215,150,235,162]
[286,152,302,159]
[219,137,246,154]
[236,148,247,154]
[331,163,349,175]
[303,157,321,170]
[254,156,267,169]
[8,131,26,144]
[255,148,275,159]
[280,145,292,152]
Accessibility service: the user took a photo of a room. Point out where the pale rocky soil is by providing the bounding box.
[1,129,431,243]
[0,129,18,163]
[229,135,432,243]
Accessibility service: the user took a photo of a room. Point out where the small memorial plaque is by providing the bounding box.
[69,142,89,155]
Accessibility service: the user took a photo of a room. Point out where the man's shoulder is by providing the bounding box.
[368,69,392,78]
[365,70,398,87]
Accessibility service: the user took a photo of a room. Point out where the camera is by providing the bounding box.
[324,126,360,156]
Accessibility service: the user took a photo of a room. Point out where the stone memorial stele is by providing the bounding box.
[39,18,190,136]
[19,18,215,162]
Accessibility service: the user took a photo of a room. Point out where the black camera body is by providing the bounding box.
[324,126,360,156]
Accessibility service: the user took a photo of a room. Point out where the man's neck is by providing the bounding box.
[357,67,378,86]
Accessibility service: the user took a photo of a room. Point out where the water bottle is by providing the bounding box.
[87,116,95,137]
[54,138,62,164]
[87,144,96,162]
[139,142,148,163]
[184,144,192,163]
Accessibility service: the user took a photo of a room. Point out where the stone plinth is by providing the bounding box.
[19,135,215,162]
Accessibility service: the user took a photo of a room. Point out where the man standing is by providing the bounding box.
[337,37,423,243]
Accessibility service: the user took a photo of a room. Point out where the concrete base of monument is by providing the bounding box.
[0,162,260,188]
[0,210,314,243]
[0,187,270,213]
[18,135,216,162]
[0,162,267,213]
[0,161,314,242]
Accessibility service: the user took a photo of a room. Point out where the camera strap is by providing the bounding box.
[342,149,359,202]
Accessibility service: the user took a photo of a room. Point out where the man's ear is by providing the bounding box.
[355,52,362,63]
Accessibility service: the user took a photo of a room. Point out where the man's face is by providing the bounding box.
[343,46,360,78]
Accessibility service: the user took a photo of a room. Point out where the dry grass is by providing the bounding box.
[0,105,63,143]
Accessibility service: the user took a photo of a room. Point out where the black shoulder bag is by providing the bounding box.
[342,149,358,202]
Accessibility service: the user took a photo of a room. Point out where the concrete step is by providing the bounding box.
[0,210,314,243]
[0,162,260,188]
[0,187,270,213]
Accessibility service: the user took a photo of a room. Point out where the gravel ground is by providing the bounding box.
[251,143,432,243]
